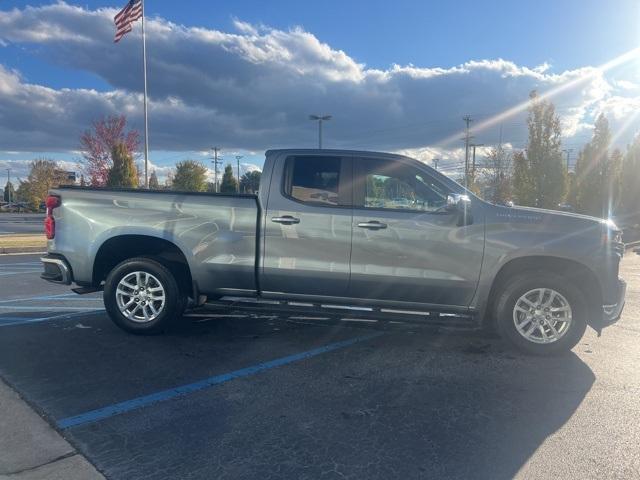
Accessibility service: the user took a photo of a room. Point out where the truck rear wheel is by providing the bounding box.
[103,257,187,334]
[494,271,587,355]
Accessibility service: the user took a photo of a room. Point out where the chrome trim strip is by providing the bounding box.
[40,256,71,285]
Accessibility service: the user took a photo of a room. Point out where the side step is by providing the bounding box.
[198,297,480,330]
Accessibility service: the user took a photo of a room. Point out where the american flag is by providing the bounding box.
[114,0,143,43]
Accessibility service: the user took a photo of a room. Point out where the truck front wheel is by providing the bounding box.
[103,257,187,334]
[494,271,587,355]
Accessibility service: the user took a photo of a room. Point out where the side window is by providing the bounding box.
[284,156,345,206]
[359,159,449,212]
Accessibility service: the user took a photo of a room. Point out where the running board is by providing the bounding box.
[199,297,479,330]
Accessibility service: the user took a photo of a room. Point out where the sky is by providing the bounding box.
[1,0,640,185]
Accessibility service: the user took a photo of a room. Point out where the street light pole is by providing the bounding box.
[235,155,243,193]
[309,114,332,149]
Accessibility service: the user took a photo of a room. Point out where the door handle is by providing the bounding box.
[357,221,387,230]
[271,215,300,225]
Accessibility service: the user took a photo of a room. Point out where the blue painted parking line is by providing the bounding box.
[0,293,80,304]
[0,309,104,327]
[0,306,101,311]
[57,331,384,429]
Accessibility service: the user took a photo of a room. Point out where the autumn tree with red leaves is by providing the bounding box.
[80,115,140,186]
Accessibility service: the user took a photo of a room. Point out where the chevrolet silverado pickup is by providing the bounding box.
[41,149,626,354]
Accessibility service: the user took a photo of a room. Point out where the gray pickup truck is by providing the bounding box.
[41,149,626,354]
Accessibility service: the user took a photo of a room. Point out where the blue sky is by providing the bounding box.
[1,0,639,183]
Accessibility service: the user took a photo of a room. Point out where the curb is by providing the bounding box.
[625,240,640,250]
[0,246,46,255]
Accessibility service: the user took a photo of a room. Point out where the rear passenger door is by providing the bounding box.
[261,154,353,297]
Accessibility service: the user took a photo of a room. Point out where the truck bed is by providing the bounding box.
[49,186,261,295]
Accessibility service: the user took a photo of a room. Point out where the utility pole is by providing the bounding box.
[462,115,474,187]
[5,168,10,204]
[470,143,484,177]
[235,155,243,193]
[210,147,223,193]
[309,114,332,149]
[432,158,439,170]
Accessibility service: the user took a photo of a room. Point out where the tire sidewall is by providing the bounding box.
[495,272,587,355]
[103,257,183,334]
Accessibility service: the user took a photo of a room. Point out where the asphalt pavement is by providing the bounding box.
[0,253,639,479]
[0,214,45,235]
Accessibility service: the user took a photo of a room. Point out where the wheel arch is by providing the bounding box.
[485,255,602,329]
[92,235,195,297]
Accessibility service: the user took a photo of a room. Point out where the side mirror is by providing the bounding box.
[445,193,471,212]
[446,193,473,226]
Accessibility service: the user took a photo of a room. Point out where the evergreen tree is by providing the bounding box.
[512,91,566,208]
[220,164,238,193]
[148,170,160,189]
[172,160,208,192]
[621,134,640,218]
[107,143,138,188]
[3,181,15,203]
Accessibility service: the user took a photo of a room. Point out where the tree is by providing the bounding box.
[620,134,640,219]
[575,114,621,217]
[107,143,139,188]
[512,91,566,208]
[220,164,238,193]
[512,150,532,205]
[148,170,160,189]
[240,170,262,193]
[172,160,208,192]
[483,144,512,204]
[3,181,15,203]
[16,159,74,210]
[80,115,140,186]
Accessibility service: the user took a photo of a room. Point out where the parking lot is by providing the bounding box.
[0,214,45,235]
[0,252,638,479]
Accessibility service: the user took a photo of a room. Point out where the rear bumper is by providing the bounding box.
[41,254,72,285]
[601,278,626,327]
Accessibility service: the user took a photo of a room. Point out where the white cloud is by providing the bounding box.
[0,1,639,160]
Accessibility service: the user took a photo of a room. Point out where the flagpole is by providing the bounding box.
[141,0,149,188]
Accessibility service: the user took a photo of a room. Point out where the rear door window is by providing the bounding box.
[284,156,350,206]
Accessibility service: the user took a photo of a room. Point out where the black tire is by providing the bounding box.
[103,257,187,334]
[494,271,587,355]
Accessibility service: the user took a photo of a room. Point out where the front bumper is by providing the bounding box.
[601,278,626,327]
[41,254,73,285]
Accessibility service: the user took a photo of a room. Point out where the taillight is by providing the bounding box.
[45,195,60,240]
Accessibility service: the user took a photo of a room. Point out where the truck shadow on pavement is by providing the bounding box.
[141,317,596,480]
[0,313,595,480]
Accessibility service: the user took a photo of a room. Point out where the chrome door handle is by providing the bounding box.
[357,221,387,230]
[271,215,300,225]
